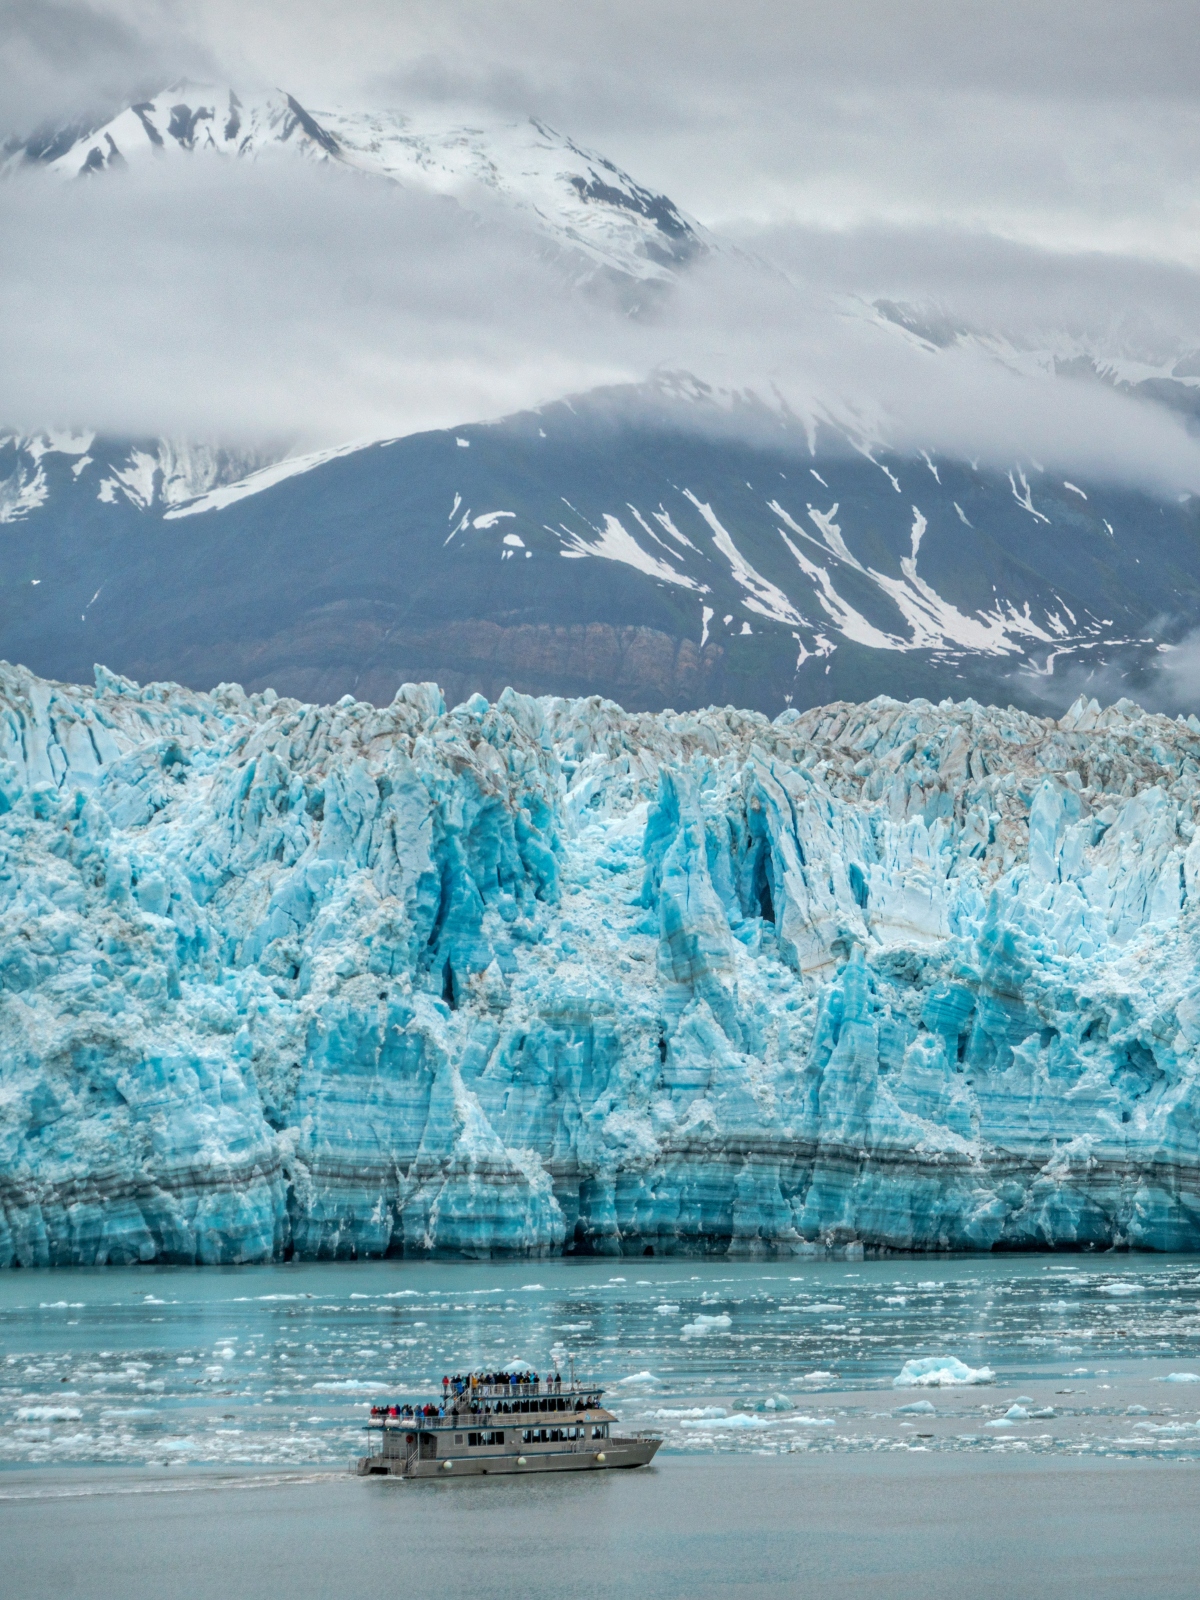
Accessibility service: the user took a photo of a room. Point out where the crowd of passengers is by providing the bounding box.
[370,1370,601,1423]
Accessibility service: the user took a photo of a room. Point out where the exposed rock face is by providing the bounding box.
[3,662,1200,1265]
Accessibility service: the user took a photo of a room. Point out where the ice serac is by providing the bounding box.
[4,664,1200,1265]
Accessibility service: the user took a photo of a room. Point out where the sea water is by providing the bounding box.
[3,1456,1199,1600]
[4,1254,1200,1467]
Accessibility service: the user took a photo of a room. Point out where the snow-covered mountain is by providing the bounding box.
[1,82,714,527]
[4,85,1200,715]
[4,82,707,284]
[3,391,1197,718]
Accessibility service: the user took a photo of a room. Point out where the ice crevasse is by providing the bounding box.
[4,661,1200,1265]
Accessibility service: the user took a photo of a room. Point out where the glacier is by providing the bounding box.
[4,661,1200,1266]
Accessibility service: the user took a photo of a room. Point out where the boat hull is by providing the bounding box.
[357,1435,661,1478]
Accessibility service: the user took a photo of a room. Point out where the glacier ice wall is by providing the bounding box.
[4,661,1200,1265]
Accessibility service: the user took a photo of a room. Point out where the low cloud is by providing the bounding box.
[4,155,1200,496]
[0,159,637,444]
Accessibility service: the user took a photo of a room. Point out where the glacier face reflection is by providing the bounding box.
[4,1256,1200,1466]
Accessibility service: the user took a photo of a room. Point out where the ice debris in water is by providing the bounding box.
[680,1313,733,1338]
[893,1400,937,1415]
[894,1357,995,1388]
[1161,1373,1200,1383]
[8,665,1200,1264]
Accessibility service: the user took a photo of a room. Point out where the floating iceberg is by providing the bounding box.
[894,1357,995,1388]
[5,662,1200,1266]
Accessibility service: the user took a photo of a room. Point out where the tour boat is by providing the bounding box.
[357,1371,662,1478]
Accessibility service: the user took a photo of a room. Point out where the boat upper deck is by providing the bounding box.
[369,1376,612,1434]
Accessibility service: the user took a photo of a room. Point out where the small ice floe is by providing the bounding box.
[894,1400,936,1416]
[681,1313,732,1339]
[893,1356,995,1388]
[986,1405,1031,1428]
[1098,1282,1144,1296]
[16,1405,82,1422]
[801,1370,836,1382]
[1127,1405,1151,1415]
[683,1413,773,1429]
[656,1303,681,1315]
[1160,1372,1200,1383]
[619,1371,658,1386]
[650,1407,728,1420]
[792,1416,834,1427]
[311,1379,381,1391]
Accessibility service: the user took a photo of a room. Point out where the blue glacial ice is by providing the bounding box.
[4,661,1200,1265]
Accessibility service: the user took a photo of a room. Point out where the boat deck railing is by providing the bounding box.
[369,1398,608,1431]
[465,1381,588,1399]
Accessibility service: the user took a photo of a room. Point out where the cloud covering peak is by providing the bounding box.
[3,3,1200,487]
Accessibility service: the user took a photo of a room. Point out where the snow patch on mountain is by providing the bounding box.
[0,433,92,523]
[162,439,383,519]
[556,509,707,590]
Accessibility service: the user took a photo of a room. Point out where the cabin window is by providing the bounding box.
[454,1434,463,1444]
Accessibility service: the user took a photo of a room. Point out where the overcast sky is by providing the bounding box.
[3,0,1200,478]
[6,0,1200,255]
